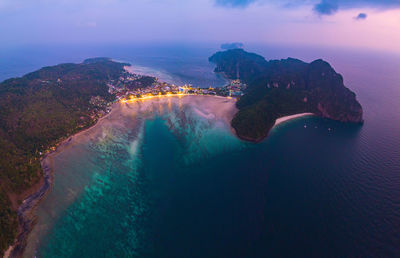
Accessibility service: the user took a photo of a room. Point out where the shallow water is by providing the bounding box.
[1,44,399,257]
[25,96,245,257]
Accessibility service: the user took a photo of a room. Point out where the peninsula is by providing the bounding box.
[209,49,363,142]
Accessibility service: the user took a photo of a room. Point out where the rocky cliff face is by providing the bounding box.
[209,49,364,142]
[317,102,363,123]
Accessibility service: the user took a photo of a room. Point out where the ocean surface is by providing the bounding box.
[1,43,399,257]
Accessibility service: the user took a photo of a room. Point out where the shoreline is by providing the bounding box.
[6,103,313,257]
[234,113,315,143]
[273,113,314,128]
[6,103,118,258]
[7,95,237,257]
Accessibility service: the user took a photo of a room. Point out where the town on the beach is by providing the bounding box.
[108,69,247,103]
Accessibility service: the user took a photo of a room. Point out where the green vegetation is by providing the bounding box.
[0,58,127,254]
[232,87,310,141]
[209,49,363,142]
[0,189,17,253]
[0,50,365,253]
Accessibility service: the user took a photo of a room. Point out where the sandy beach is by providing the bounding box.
[10,101,309,258]
[6,100,123,258]
[273,113,314,127]
[123,65,176,85]
[8,99,311,258]
[13,95,238,257]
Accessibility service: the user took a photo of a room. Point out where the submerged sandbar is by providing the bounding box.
[23,95,238,257]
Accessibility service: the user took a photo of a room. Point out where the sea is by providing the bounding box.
[0,43,399,257]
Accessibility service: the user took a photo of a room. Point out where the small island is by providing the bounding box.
[209,49,363,142]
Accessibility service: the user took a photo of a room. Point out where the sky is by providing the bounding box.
[1,0,400,53]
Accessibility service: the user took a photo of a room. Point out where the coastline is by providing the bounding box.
[233,113,315,143]
[6,103,118,258]
[123,65,176,85]
[273,113,314,128]
[6,106,311,257]
[6,95,238,257]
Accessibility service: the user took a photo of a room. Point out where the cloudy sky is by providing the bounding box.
[1,0,400,53]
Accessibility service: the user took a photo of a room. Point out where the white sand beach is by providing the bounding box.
[273,113,314,127]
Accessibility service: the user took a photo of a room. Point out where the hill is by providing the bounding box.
[209,49,363,142]
[0,58,131,254]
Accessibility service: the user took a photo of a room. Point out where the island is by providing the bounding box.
[0,50,363,256]
[209,49,363,142]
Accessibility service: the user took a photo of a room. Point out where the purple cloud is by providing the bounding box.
[215,0,400,15]
[355,12,368,19]
[313,0,339,15]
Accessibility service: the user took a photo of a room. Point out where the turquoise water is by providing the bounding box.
[30,103,398,257]
[1,44,399,256]
[28,99,247,257]
[38,124,148,256]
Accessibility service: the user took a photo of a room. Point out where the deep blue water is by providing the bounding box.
[0,43,227,87]
[1,43,400,257]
